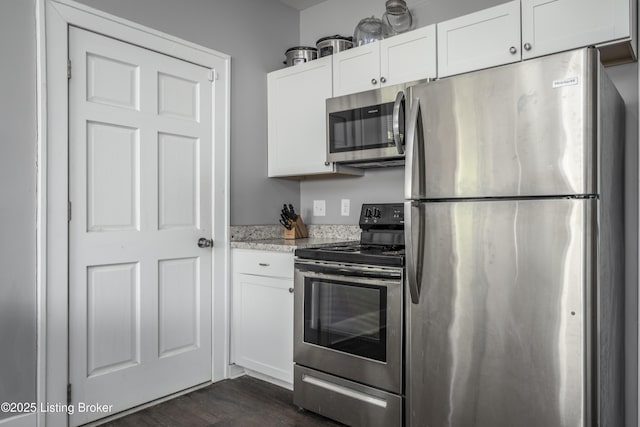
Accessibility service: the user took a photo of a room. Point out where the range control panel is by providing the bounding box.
[359,203,404,228]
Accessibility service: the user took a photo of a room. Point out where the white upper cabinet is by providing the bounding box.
[380,25,438,87]
[437,1,521,78]
[332,42,381,97]
[521,0,637,65]
[333,25,437,97]
[268,57,361,178]
[268,57,331,177]
[267,2,636,179]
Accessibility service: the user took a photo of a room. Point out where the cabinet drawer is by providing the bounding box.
[232,249,294,279]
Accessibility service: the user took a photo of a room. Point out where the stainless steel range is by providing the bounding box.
[293,203,404,427]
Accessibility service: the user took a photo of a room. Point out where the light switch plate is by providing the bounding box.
[313,200,326,216]
[341,199,350,216]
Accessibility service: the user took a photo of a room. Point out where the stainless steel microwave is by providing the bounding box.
[326,80,429,168]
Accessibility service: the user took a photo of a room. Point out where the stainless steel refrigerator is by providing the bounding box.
[403,48,625,427]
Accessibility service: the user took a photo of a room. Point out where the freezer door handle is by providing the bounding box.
[405,201,423,304]
[404,97,422,200]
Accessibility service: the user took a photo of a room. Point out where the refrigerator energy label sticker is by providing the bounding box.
[552,76,579,88]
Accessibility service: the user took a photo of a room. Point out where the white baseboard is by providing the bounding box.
[228,364,246,379]
[242,368,293,391]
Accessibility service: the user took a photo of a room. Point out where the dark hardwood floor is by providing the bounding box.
[102,376,343,427]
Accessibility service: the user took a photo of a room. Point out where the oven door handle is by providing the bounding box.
[295,262,402,280]
[302,374,388,408]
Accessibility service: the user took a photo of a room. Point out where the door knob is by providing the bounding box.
[198,238,213,248]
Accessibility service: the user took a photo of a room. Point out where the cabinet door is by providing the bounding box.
[332,42,381,97]
[521,0,632,60]
[233,273,294,384]
[437,1,521,78]
[267,57,333,177]
[380,24,437,86]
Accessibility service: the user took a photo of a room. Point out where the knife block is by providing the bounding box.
[284,216,308,239]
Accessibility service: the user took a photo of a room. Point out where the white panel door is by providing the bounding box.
[380,24,437,86]
[69,27,213,426]
[437,1,521,77]
[332,42,381,96]
[521,0,631,60]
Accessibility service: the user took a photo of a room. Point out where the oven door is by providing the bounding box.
[294,259,403,393]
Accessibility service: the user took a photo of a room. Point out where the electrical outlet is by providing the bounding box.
[313,200,326,216]
[341,199,350,216]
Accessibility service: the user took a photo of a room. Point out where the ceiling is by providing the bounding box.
[278,0,328,10]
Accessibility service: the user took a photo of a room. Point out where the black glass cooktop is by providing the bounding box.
[295,242,405,267]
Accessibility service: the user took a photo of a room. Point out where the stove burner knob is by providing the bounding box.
[365,208,373,218]
[373,208,382,218]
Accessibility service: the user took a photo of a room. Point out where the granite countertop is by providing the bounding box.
[230,224,360,253]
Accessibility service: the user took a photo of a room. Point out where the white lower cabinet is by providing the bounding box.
[231,249,294,386]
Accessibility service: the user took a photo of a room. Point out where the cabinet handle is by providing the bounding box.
[509,46,517,54]
[380,76,387,83]
[289,288,294,293]
[523,42,532,51]
[258,263,270,267]
[371,78,378,85]
[324,161,330,166]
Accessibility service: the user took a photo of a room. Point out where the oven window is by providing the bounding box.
[328,102,395,153]
[303,278,387,362]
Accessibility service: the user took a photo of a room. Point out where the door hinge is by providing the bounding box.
[68,201,72,222]
[208,69,218,81]
[67,383,72,405]
[67,59,71,79]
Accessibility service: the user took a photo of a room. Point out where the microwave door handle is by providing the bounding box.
[393,90,405,155]
[404,201,423,304]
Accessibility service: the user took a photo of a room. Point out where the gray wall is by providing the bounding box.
[74,0,301,226]
[0,0,37,420]
[300,168,404,223]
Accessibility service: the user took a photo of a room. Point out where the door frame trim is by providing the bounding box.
[36,1,231,425]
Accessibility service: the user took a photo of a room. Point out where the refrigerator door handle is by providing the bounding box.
[404,98,421,200]
[404,201,423,304]
[392,90,405,155]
